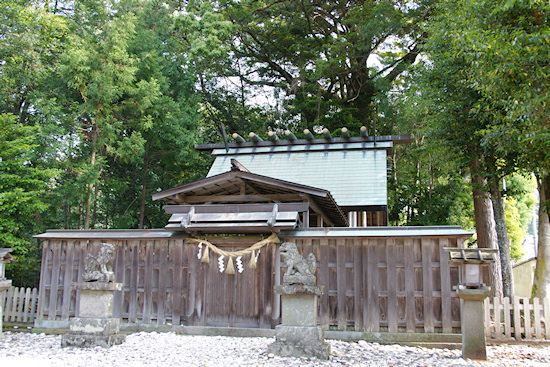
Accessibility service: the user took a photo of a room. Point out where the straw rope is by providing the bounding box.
[186,233,280,259]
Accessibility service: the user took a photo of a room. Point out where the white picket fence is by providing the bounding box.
[1,286,39,324]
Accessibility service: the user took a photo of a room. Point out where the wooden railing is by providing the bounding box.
[1,286,39,324]
[485,296,550,341]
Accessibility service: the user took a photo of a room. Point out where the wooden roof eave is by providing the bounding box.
[152,170,348,227]
[152,170,331,203]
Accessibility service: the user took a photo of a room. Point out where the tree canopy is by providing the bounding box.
[1,0,546,296]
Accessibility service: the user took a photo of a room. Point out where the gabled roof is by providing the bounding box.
[152,168,348,227]
[206,142,389,209]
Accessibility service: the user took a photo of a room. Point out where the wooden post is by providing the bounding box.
[303,129,315,140]
[284,130,297,140]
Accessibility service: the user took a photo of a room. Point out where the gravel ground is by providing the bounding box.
[1,331,549,367]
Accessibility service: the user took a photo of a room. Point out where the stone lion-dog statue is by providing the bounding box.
[83,242,116,282]
[280,242,316,284]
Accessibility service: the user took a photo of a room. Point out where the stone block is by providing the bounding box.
[268,340,331,360]
[283,274,316,285]
[73,282,123,292]
[69,317,121,336]
[274,284,324,296]
[281,294,317,326]
[61,333,126,348]
[275,325,325,345]
[79,290,116,318]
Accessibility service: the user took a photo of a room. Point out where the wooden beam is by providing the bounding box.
[240,181,246,195]
[304,129,315,140]
[249,132,263,142]
[301,194,334,227]
[232,133,245,143]
[284,130,297,140]
[244,182,260,195]
[165,202,309,214]
[180,194,304,204]
[341,127,350,138]
[231,158,250,172]
[194,133,413,151]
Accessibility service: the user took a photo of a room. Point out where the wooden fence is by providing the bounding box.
[2,290,550,341]
[485,296,550,341]
[33,227,470,333]
[1,287,39,324]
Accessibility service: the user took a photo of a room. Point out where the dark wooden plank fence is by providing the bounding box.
[33,228,466,333]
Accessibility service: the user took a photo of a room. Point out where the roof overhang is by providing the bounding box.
[152,170,348,227]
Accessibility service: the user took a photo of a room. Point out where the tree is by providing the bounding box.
[434,0,550,298]
[410,4,517,296]
[0,114,57,286]
[386,78,474,229]
[111,0,201,229]
[59,0,159,228]
[179,0,432,132]
[0,0,67,123]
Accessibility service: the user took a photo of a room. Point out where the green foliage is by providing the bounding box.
[506,173,537,233]
[387,83,475,229]
[0,114,57,287]
[0,0,67,120]
[0,114,57,251]
[177,0,432,133]
[433,0,550,181]
[505,197,527,262]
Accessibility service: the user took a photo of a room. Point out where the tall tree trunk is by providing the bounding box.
[533,174,550,299]
[91,181,99,229]
[84,126,98,230]
[139,150,149,229]
[471,161,503,298]
[490,175,514,299]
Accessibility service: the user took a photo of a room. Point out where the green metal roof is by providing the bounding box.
[207,143,390,209]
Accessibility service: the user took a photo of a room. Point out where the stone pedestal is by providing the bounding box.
[0,279,12,338]
[62,282,125,348]
[457,286,491,360]
[268,284,330,360]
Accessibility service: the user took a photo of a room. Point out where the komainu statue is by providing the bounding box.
[280,242,316,284]
[83,242,116,282]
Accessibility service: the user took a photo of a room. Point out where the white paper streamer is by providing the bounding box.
[197,242,203,259]
[255,249,260,263]
[218,255,225,273]
[236,256,244,273]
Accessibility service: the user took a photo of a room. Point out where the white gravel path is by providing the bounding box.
[1,331,549,367]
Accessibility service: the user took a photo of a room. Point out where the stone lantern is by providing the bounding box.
[444,247,498,361]
[0,248,15,337]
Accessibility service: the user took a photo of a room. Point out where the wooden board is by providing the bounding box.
[35,233,466,334]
